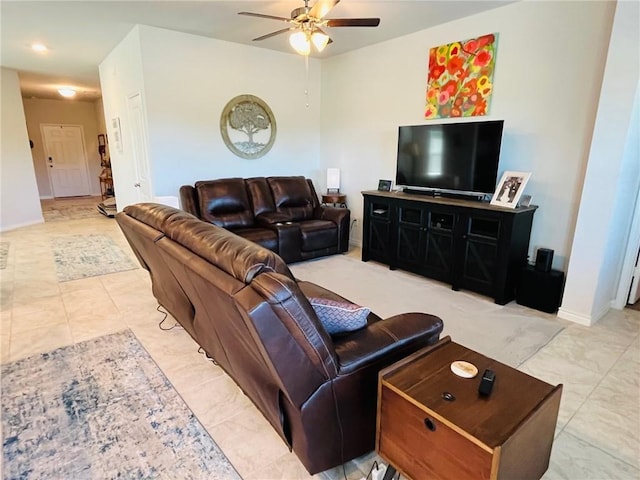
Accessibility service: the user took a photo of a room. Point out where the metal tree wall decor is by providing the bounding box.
[220,94,277,159]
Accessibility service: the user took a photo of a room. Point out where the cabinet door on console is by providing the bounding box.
[457,216,500,296]
[396,205,426,266]
[363,198,394,263]
[424,211,455,282]
[395,206,455,283]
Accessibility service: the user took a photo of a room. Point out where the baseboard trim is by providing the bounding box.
[0,217,45,233]
[557,308,592,326]
[557,302,611,326]
[39,195,54,200]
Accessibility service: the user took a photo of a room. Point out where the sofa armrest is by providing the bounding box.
[315,206,350,252]
[332,313,444,375]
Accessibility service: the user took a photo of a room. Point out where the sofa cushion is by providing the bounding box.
[308,297,370,335]
[195,178,255,229]
[268,176,314,221]
[246,177,276,216]
[299,220,338,252]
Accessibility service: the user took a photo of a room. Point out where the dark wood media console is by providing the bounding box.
[361,190,537,304]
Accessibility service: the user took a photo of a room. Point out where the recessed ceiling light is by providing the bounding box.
[58,88,76,98]
[31,43,48,53]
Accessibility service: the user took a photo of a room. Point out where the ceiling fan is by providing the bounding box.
[238,0,380,55]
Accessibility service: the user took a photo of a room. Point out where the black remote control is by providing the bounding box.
[478,369,496,396]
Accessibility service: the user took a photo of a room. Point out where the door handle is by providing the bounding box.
[48,157,53,163]
[134,182,141,187]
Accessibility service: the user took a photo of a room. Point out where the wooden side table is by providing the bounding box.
[321,193,347,208]
[377,337,562,480]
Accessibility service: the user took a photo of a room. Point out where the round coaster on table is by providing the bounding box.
[450,360,478,378]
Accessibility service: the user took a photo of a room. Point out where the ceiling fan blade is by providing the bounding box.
[309,0,340,20]
[253,28,293,41]
[326,18,381,27]
[238,12,292,23]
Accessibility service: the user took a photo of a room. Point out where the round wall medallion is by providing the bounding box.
[220,94,277,159]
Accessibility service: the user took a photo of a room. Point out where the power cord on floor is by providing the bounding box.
[360,461,397,480]
[197,346,219,366]
[350,218,357,235]
[157,305,182,330]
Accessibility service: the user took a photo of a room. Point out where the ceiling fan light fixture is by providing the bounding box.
[289,31,311,55]
[311,31,329,52]
[31,43,48,53]
[58,87,76,98]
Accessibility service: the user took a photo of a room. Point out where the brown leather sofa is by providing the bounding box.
[179,176,350,263]
[116,203,444,475]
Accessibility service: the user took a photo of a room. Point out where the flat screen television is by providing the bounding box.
[395,120,504,197]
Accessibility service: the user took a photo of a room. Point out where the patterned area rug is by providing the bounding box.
[52,234,138,282]
[0,242,8,270]
[1,330,241,480]
[42,205,102,222]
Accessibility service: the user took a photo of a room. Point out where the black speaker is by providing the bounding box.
[517,265,565,313]
[535,248,554,272]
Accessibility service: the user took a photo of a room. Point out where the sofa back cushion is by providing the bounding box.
[123,203,293,284]
[195,178,255,229]
[116,211,196,336]
[268,176,314,221]
[246,177,276,216]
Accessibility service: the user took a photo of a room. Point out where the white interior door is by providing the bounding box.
[126,93,153,202]
[629,248,640,304]
[42,125,90,197]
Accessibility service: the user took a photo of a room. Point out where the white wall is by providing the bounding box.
[23,98,103,197]
[1,68,43,231]
[559,0,640,325]
[320,0,614,260]
[99,26,146,210]
[100,25,323,210]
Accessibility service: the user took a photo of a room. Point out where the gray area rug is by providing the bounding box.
[291,254,566,367]
[0,242,8,270]
[52,234,138,282]
[1,330,241,480]
[43,205,102,222]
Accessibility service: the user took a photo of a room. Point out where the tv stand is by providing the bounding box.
[401,188,486,202]
[361,190,537,304]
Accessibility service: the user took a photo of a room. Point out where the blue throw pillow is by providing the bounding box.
[308,297,370,335]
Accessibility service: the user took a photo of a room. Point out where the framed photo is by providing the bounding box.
[378,179,392,191]
[490,171,531,208]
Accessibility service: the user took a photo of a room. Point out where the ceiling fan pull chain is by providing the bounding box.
[305,55,310,108]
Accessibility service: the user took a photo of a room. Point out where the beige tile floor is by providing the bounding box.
[1,196,639,479]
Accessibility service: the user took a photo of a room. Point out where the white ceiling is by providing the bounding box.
[1,0,513,101]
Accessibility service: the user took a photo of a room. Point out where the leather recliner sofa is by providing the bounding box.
[116,203,444,475]
[179,176,349,263]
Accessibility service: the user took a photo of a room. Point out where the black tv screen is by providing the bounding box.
[395,120,504,195]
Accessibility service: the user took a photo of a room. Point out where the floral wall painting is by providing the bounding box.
[425,33,498,119]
